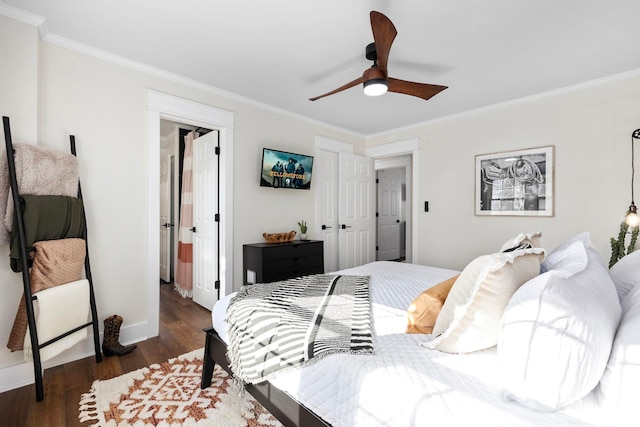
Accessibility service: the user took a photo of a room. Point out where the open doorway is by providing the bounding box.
[160,120,224,312]
[367,138,418,263]
[376,166,407,262]
[147,90,234,339]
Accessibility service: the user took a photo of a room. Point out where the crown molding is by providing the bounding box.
[0,3,364,140]
[0,2,43,26]
[367,68,640,142]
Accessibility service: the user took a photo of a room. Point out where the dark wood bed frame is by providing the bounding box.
[200,326,331,427]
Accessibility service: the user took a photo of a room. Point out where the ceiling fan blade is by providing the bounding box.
[309,75,365,101]
[387,77,448,101]
[370,11,397,74]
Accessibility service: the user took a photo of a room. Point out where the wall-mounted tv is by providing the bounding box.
[260,148,314,190]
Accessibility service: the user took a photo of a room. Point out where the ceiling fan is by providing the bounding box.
[309,11,448,102]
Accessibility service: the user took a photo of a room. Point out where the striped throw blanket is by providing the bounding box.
[226,274,373,385]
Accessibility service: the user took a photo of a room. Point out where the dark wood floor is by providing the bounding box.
[0,282,213,426]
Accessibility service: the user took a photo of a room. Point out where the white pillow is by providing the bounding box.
[541,231,592,275]
[609,249,640,302]
[597,284,640,426]
[499,231,542,252]
[423,248,544,354]
[498,243,621,411]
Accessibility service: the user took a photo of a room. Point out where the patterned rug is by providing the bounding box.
[78,348,283,427]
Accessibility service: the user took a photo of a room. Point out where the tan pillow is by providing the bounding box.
[7,238,86,351]
[422,248,544,354]
[406,275,460,334]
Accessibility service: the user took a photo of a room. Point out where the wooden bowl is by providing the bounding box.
[262,230,297,243]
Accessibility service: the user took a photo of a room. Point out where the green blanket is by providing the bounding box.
[10,195,85,272]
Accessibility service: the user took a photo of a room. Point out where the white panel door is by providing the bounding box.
[377,168,402,261]
[338,153,375,270]
[192,130,219,310]
[318,150,339,272]
[159,153,171,282]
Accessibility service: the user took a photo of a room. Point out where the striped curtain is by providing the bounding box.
[175,131,198,298]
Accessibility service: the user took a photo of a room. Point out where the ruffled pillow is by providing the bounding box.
[422,248,544,354]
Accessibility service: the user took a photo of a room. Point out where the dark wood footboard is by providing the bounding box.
[201,327,331,427]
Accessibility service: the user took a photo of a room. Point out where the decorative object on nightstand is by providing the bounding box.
[298,220,308,240]
[262,230,296,243]
[610,128,640,268]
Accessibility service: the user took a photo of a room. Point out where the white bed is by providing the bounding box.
[212,234,639,427]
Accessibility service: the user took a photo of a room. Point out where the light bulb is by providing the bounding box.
[363,79,388,97]
[625,203,640,227]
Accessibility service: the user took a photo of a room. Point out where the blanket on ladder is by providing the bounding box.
[227,274,373,385]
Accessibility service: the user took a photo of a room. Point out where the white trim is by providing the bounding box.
[147,91,235,338]
[4,3,640,139]
[0,321,146,393]
[366,138,419,262]
[315,135,355,153]
[366,69,640,140]
[0,2,45,28]
[0,5,361,137]
[366,138,419,158]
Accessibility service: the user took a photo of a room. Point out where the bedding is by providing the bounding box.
[213,260,625,427]
[226,274,373,384]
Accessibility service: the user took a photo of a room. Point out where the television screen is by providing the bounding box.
[260,148,314,189]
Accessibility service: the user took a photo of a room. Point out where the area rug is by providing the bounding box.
[78,348,283,427]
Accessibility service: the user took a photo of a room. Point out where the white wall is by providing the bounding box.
[0,15,364,391]
[367,73,640,270]
[0,16,38,144]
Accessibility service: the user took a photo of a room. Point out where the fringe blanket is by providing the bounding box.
[0,143,79,246]
[227,274,373,385]
[7,238,86,352]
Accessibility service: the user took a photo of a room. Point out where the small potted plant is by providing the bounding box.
[297,220,308,240]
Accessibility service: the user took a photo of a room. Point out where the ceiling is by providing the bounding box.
[4,0,640,136]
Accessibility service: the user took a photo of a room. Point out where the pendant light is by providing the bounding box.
[624,129,640,228]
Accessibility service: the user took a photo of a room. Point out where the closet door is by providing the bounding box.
[192,130,220,310]
[159,153,172,282]
[318,150,339,272]
[338,153,375,270]
[376,168,402,261]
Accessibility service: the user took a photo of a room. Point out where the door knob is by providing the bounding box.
[340,224,352,229]
[321,225,333,230]
[190,227,197,232]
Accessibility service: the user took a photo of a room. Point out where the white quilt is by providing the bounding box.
[214,261,608,427]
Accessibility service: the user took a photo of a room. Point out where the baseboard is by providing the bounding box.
[0,320,149,393]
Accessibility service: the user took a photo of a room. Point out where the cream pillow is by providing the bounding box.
[499,231,542,252]
[499,241,621,411]
[423,248,544,354]
[406,275,459,334]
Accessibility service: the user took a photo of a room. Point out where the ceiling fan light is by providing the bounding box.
[363,79,388,96]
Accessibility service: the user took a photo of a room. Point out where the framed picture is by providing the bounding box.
[475,145,554,216]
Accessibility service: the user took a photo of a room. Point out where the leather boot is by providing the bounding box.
[102,315,137,356]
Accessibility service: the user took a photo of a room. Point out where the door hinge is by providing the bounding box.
[215,146,220,155]
[215,280,220,290]
[376,246,379,251]
[376,212,379,217]
[215,213,220,222]
[376,178,379,184]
